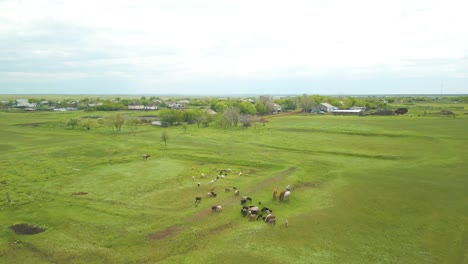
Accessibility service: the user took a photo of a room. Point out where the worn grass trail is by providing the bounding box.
[0,112,467,263]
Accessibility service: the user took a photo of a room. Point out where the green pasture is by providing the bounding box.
[0,111,467,263]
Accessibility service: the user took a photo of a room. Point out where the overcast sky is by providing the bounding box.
[0,0,466,95]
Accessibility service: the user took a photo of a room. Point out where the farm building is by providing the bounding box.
[127,102,145,110]
[332,109,365,116]
[350,106,367,111]
[144,103,157,110]
[168,103,185,109]
[313,103,338,113]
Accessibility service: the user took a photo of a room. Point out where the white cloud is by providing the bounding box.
[0,0,466,94]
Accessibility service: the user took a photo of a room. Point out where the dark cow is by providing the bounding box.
[256,213,264,221]
[240,196,252,205]
[211,205,222,212]
[261,207,273,214]
[241,206,249,217]
[143,154,151,159]
[195,196,202,204]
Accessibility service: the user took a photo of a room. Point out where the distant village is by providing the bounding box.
[0,95,465,116]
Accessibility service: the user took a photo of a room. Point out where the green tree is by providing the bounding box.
[255,102,267,115]
[81,118,94,130]
[239,101,257,115]
[107,113,125,131]
[214,102,228,112]
[277,98,297,111]
[160,109,183,126]
[67,118,80,129]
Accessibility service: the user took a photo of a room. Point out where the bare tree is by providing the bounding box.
[222,107,241,127]
[299,94,313,113]
[126,116,141,132]
[240,115,252,128]
[162,130,169,146]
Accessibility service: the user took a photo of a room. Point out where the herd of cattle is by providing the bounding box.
[192,168,291,226]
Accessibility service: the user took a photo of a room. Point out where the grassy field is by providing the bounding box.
[0,110,467,263]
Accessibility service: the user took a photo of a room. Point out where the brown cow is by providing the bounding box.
[279,190,286,201]
[273,188,277,199]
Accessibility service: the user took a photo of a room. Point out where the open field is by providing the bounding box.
[0,110,467,263]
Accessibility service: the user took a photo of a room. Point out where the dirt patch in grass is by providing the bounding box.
[292,181,318,190]
[14,122,49,127]
[10,224,46,235]
[72,192,88,195]
[190,208,212,221]
[146,225,183,240]
[252,166,297,192]
[209,223,233,233]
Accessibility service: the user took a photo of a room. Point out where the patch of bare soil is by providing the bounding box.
[10,224,45,235]
[253,166,297,191]
[14,122,48,127]
[438,110,455,115]
[209,223,233,233]
[146,225,183,240]
[292,181,318,190]
[72,192,88,195]
[190,208,212,221]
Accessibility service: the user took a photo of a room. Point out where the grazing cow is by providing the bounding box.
[273,188,277,199]
[200,173,205,178]
[265,214,275,224]
[211,205,222,212]
[240,196,252,205]
[249,214,256,221]
[232,186,238,190]
[279,190,286,201]
[256,213,264,221]
[283,191,291,200]
[143,154,151,159]
[197,182,200,187]
[225,187,231,192]
[210,187,216,192]
[239,172,243,176]
[248,206,259,215]
[286,185,291,191]
[207,191,217,198]
[268,218,276,225]
[192,176,195,181]
[241,206,249,217]
[234,190,240,196]
[261,207,273,214]
[285,219,289,228]
[195,196,202,204]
